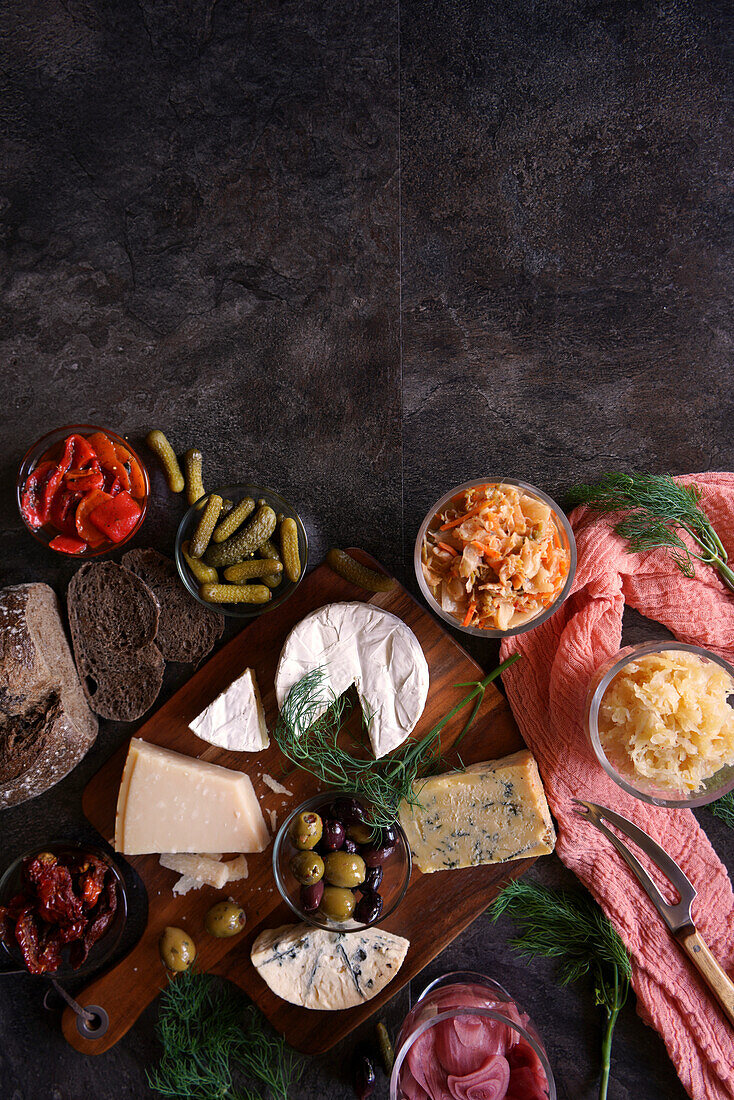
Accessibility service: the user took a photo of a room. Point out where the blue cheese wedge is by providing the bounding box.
[274,601,429,758]
[398,749,556,873]
[251,923,409,1010]
[189,668,269,752]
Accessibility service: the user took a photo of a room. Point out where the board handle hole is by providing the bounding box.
[76,1005,109,1039]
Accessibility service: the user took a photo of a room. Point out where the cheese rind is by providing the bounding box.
[114,738,270,855]
[398,750,556,873]
[274,601,429,758]
[251,923,409,1010]
[189,668,269,752]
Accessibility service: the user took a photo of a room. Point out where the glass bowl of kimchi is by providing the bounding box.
[585,642,734,807]
[415,479,576,638]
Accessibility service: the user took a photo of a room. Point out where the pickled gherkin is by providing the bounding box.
[223,559,283,582]
[203,505,277,567]
[258,537,283,589]
[326,549,396,592]
[189,494,223,558]
[181,540,218,584]
[146,430,184,493]
[183,448,205,506]
[199,582,271,604]
[212,496,255,543]
[280,517,302,583]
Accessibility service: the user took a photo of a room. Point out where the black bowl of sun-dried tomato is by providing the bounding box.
[0,844,127,978]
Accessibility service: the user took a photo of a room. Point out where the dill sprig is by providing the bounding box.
[274,655,521,829]
[708,791,734,828]
[490,878,632,1100]
[567,472,734,593]
[147,970,301,1100]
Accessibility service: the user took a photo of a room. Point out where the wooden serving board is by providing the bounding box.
[63,550,529,1056]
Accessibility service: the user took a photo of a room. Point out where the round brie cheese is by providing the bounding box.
[274,601,429,758]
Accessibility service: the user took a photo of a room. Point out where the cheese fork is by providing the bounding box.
[573,799,734,1028]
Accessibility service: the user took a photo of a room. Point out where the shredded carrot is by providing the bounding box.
[439,504,485,530]
[462,600,477,627]
[437,541,458,556]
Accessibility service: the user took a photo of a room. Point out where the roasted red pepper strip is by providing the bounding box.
[49,534,88,554]
[50,486,82,535]
[64,468,105,493]
[20,461,57,529]
[88,490,141,542]
[86,432,130,492]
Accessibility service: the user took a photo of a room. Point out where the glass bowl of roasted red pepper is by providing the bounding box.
[17,425,150,557]
[0,844,127,978]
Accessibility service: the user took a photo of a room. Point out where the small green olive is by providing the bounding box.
[323,851,366,889]
[346,823,373,845]
[159,926,196,972]
[204,901,246,939]
[289,811,323,850]
[319,885,356,922]
[290,850,324,886]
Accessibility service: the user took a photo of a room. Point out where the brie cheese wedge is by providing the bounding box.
[274,601,429,758]
[251,923,409,1010]
[189,668,269,752]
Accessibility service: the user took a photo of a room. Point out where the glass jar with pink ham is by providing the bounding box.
[390,972,556,1100]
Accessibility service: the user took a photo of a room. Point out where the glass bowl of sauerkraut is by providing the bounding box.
[415,478,576,638]
[585,642,734,807]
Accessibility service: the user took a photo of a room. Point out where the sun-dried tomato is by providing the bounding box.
[26,855,84,925]
[79,857,107,910]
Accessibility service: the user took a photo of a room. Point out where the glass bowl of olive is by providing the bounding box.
[273,793,412,932]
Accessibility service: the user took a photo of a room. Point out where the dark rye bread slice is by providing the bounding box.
[67,562,165,722]
[122,548,223,665]
[0,583,98,808]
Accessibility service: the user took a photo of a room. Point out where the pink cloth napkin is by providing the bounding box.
[499,472,734,1100]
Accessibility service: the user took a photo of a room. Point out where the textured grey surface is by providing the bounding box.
[0,0,732,1098]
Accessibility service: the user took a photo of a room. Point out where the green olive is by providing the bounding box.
[290,850,324,886]
[204,901,246,939]
[323,851,366,889]
[347,823,373,845]
[159,926,196,972]
[289,811,323,850]
[319,885,356,922]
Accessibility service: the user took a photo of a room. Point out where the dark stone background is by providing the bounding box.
[0,1,731,1097]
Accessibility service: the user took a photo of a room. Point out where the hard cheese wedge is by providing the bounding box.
[114,738,269,855]
[189,667,269,752]
[251,923,409,1010]
[398,749,556,873]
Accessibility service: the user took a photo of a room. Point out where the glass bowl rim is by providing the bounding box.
[174,483,308,619]
[586,641,734,808]
[272,791,412,932]
[413,477,577,638]
[390,1003,556,1100]
[0,840,128,979]
[16,423,150,557]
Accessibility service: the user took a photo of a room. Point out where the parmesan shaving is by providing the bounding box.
[598,651,734,794]
[224,855,248,882]
[262,773,292,796]
[269,809,278,832]
[172,874,204,897]
[160,853,229,889]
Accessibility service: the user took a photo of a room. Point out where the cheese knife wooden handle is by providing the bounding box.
[677,926,734,1028]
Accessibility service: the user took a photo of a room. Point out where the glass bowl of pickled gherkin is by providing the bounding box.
[174,484,308,618]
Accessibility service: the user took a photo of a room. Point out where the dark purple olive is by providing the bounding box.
[300,880,325,912]
[362,865,383,891]
[353,1049,376,1099]
[343,837,358,854]
[380,824,398,847]
[322,819,346,852]
[330,797,366,825]
[354,888,383,925]
[362,843,396,867]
